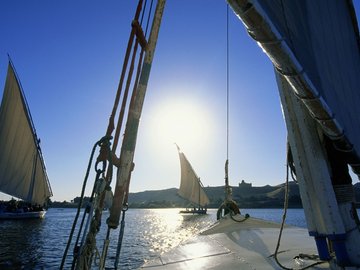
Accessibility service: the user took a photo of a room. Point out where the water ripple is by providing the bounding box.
[0,208,307,269]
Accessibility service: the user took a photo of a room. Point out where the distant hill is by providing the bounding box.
[128,188,188,208]
[48,182,360,209]
[128,182,304,209]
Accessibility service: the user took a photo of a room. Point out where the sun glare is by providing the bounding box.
[151,97,213,150]
[135,94,217,191]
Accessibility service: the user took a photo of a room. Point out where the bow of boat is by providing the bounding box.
[142,215,328,269]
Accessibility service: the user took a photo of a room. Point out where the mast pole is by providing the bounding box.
[107,0,166,229]
[27,146,39,204]
[198,178,201,209]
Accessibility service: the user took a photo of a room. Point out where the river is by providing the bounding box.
[0,208,307,269]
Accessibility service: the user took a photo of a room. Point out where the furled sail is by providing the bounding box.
[177,149,209,207]
[227,1,360,265]
[228,0,360,174]
[0,62,52,205]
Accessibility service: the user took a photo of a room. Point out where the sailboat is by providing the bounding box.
[142,0,360,269]
[0,61,52,219]
[176,145,209,214]
[63,0,360,269]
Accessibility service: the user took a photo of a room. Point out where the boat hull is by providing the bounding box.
[179,209,207,215]
[0,210,46,220]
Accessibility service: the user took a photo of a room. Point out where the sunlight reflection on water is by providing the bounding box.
[0,208,308,269]
[139,209,216,254]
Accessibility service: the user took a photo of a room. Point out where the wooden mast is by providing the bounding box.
[107,0,166,229]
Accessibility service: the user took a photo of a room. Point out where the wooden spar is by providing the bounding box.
[278,73,360,265]
[229,0,360,265]
[107,0,166,229]
[277,73,343,234]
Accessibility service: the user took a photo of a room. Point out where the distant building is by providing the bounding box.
[239,180,252,188]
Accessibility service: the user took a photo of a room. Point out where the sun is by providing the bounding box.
[133,94,217,192]
[150,96,213,151]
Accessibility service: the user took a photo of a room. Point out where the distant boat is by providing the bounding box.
[0,61,52,219]
[176,145,209,214]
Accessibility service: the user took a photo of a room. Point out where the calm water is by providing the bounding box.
[0,208,306,269]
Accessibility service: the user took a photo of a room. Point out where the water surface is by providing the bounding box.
[0,208,306,269]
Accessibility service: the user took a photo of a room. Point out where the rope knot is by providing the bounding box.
[96,135,113,163]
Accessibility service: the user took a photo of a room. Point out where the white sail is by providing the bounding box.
[0,63,52,205]
[177,150,209,207]
[229,0,360,174]
[228,0,360,266]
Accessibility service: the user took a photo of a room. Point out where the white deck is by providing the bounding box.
[142,215,329,269]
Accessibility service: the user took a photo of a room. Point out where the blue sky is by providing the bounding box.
[0,1,359,202]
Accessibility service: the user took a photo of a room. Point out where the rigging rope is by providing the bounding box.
[111,3,154,269]
[273,142,326,270]
[106,0,165,230]
[224,5,232,202]
[61,0,164,268]
[114,204,128,269]
[60,136,112,269]
[224,3,230,196]
[217,4,241,219]
[75,141,113,270]
[100,0,145,143]
[90,6,149,264]
[100,0,153,267]
[226,3,229,162]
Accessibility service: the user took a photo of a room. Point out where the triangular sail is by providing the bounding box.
[177,149,209,207]
[0,63,52,205]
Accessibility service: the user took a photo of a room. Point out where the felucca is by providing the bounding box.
[176,144,209,214]
[0,61,52,219]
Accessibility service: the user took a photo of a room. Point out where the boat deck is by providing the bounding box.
[142,215,329,269]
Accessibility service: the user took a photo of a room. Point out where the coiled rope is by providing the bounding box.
[216,200,249,222]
